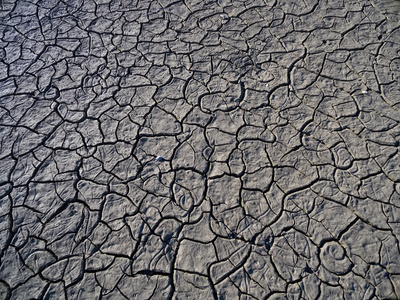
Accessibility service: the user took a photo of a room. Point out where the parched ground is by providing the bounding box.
[0,0,399,299]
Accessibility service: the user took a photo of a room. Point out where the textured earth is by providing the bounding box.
[0,0,400,299]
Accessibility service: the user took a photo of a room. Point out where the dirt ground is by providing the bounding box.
[0,0,399,299]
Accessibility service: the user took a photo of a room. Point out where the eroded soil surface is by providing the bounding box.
[0,0,400,299]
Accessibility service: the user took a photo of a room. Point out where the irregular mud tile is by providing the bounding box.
[101,288,129,300]
[227,148,245,176]
[18,99,53,129]
[379,235,400,273]
[242,167,273,191]
[366,265,397,299]
[100,225,137,257]
[21,241,56,274]
[319,283,344,298]
[299,273,320,300]
[77,118,103,146]
[0,215,10,251]
[183,106,213,126]
[208,161,230,177]
[11,206,41,236]
[86,223,111,249]
[135,136,177,162]
[175,239,216,275]
[40,203,84,244]
[181,214,216,243]
[330,145,361,175]
[130,234,170,273]
[66,273,101,299]
[93,142,131,172]
[209,143,237,163]
[42,282,66,300]
[155,78,187,100]
[174,270,214,299]
[175,169,206,203]
[291,65,319,91]
[78,157,103,181]
[75,208,100,243]
[45,123,84,150]
[154,218,181,247]
[9,153,39,186]
[228,267,268,299]
[275,165,318,194]
[12,128,46,157]
[359,173,394,202]
[285,188,319,213]
[239,140,271,173]
[111,155,141,181]
[235,216,264,242]
[359,110,398,133]
[237,125,275,143]
[77,180,108,210]
[209,109,244,133]
[11,275,48,300]
[200,92,239,112]
[142,175,171,197]
[172,184,194,213]
[391,274,400,299]
[118,274,170,299]
[280,104,315,132]
[334,169,362,197]
[214,276,242,300]
[53,173,78,202]
[381,152,400,182]
[244,252,287,292]
[241,190,276,225]
[348,197,390,229]
[0,247,34,288]
[85,251,115,271]
[95,257,131,294]
[287,283,303,299]
[308,199,357,245]
[0,125,13,156]
[270,235,317,282]
[340,220,386,265]
[52,149,81,173]
[141,107,181,135]
[208,175,241,207]
[340,272,375,300]
[62,256,84,286]
[101,193,137,225]
[46,233,78,259]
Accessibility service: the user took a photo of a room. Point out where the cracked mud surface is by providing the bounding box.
[0,0,400,299]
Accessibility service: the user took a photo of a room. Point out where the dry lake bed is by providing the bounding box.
[0,0,400,299]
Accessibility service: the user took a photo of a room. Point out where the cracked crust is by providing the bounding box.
[0,0,400,299]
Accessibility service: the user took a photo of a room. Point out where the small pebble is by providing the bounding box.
[265,235,273,251]
[362,90,368,94]
[220,14,229,20]
[266,83,269,87]
[155,156,164,162]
